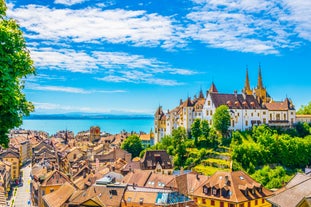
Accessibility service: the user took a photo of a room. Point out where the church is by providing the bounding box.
[154,66,296,144]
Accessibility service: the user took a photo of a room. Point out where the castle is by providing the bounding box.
[154,66,296,143]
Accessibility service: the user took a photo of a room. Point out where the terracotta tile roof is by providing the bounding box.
[167,172,209,195]
[265,98,295,111]
[69,184,126,207]
[192,171,273,203]
[140,150,173,170]
[210,93,263,109]
[139,134,151,141]
[144,173,175,188]
[42,182,75,207]
[123,190,158,204]
[122,169,152,186]
[267,175,311,207]
[41,170,71,186]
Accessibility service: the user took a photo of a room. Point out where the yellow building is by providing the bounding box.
[34,170,71,207]
[191,171,273,207]
[0,149,20,182]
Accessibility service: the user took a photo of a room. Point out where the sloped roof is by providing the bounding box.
[42,182,75,207]
[192,171,273,203]
[69,184,126,207]
[265,98,295,111]
[140,150,173,170]
[268,175,311,207]
[210,93,263,109]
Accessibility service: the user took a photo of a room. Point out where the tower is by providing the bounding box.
[243,67,253,95]
[254,64,270,103]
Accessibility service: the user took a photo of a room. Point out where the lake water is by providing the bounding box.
[20,118,154,136]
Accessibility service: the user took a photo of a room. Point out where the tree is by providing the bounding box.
[172,127,187,167]
[200,119,210,139]
[121,135,143,158]
[297,101,311,114]
[0,0,35,147]
[191,119,201,146]
[212,105,231,136]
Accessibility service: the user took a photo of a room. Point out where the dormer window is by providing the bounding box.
[212,188,217,195]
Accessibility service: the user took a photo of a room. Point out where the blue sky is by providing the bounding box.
[6,0,311,114]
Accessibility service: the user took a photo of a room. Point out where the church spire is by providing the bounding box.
[245,67,250,89]
[257,64,263,89]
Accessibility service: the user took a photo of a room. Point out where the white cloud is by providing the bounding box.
[282,0,311,41]
[98,70,183,86]
[7,5,180,49]
[28,47,194,86]
[30,48,97,73]
[185,0,311,54]
[33,102,93,112]
[27,83,127,94]
[54,0,86,6]
[33,102,153,114]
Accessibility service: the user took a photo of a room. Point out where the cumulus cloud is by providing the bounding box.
[7,5,181,49]
[185,0,296,54]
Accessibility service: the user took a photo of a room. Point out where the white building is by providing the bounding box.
[154,67,296,144]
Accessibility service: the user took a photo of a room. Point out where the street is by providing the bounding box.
[9,164,32,207]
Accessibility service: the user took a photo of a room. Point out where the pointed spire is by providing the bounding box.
[257,64,263,89]
[245,67,251,91]
[199,88,204,99]
[209,82,218,93]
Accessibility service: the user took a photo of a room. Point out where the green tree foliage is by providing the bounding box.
[0,0,35,147]
[172,127,187,167]
[297,101,311,114]
[121,135,143,158]
[252,166,291,189]
[212,105,231,136]
[200,119,210,139]
[191,119,201,146]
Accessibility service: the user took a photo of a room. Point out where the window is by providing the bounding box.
[229,204,235,207]
[50,189,54,193]
[239,204,244,207]
[208,101,211,106]
[270,113,273,120]
[276,114,280,121]
[248,201,251,207]
[263,118,266,124]
[284,114,286,120]
[210,110,213,115]
[251,113,253,117]
[245,120,248,126]
[211,200,215,206]
[255,200,258,205]
[139,198,144,205]
[202,199,206,204]
[257,113,260,117]
[220,202,224,207]
[212,188,217,195]
[206,111,209,116]
[262,198,265,203]
[127,197,132,202]
[263,111,266,115]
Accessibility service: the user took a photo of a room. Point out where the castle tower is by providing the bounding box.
[243,67,253,95]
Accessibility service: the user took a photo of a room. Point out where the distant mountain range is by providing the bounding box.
[24,113,153,120]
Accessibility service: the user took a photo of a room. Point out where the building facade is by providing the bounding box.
[154,67,296,143]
